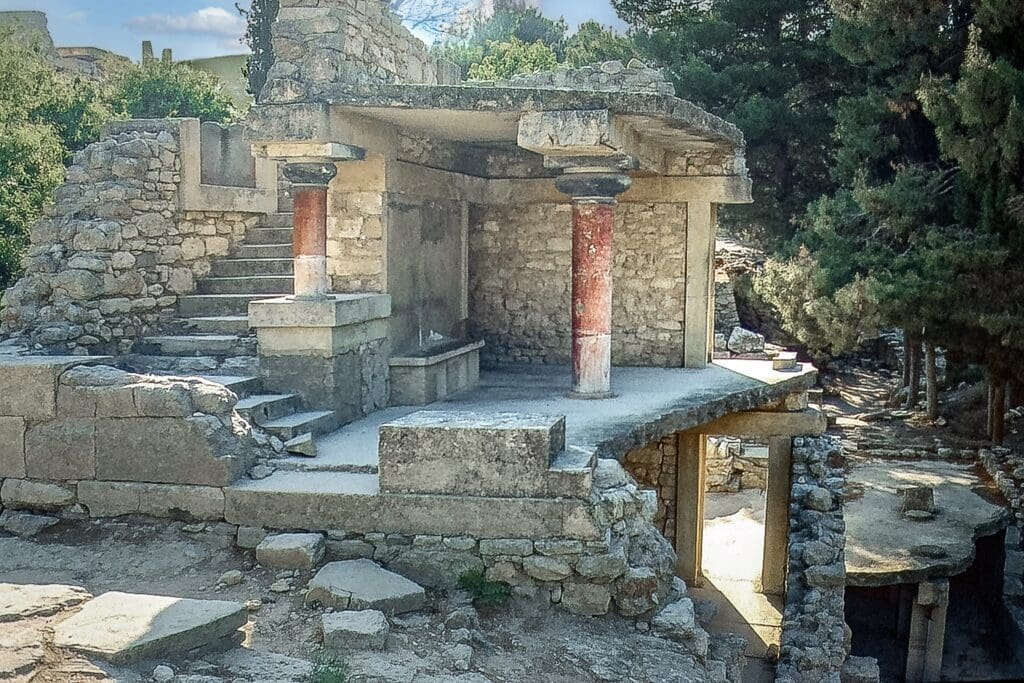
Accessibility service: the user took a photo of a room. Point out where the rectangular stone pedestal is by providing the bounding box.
[378,411,566,497]
[249,294,391,420]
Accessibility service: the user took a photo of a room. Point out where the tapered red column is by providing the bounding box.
[283,162,337,300]
[555,171,632,398]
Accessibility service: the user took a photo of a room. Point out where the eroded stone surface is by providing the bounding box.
[322,609,390,650]
[305,560,425,614]
[52,591,247,663]
[256,533,325,570]
[0,583,91,622]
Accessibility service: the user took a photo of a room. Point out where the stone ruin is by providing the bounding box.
[0,1,871,680]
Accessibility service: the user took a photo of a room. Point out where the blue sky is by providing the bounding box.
[0,0,625,61]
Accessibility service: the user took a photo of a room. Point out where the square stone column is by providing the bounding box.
[249,294,391,423]
[675,429,707,585]
[905,579,949,683]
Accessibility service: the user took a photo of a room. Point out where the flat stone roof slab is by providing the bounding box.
[844,459,1011,587]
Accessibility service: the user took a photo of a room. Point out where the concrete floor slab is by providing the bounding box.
[300,361,815,473]
[844,458,1011,587]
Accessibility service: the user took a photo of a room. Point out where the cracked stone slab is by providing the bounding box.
[305,560,425,614]
[52,591,247,663]
[322,609,390,650]
[0,583,92,623]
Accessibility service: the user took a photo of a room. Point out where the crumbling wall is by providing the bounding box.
[622,435,677,542]
[776,435,854,683]
[262,0,459,105]
[469,200,687,367]
[0,358,271,523]
[0,120,262,354]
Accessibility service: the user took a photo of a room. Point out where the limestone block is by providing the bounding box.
[0,510,59,537]
[651,597,698,641]
[52,592,247,663]
[0,357,103,419]
[0,479,75,511]
[0,583,92,623]
[95,416,253,487]
[24,419,96,480]
[137,484,225,521]
[321,610,389,651]
[0,417,26,478]
[77,481,143,517]
[560,581,611,616]
[256,533,325,570]
[236,526,268,549]
[522,555,572,582]
[576,548,628,582]
[378,411,566,498]
[478,539,534,556]
[305,560,426,615]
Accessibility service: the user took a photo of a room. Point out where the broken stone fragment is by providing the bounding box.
[560,581,611,616]
[651,597,698,641]
[727,327,765,354]
[52,591,247,663]
[897,485,935,515]
[304,559,426,614]
[0,583,92,622]
[0,510,59,538]
[522,555,572,582]
[321,610,390,651]
[256,533,325,570]
[284,432,317,457]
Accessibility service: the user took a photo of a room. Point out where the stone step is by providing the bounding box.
[261,410,339,440]
[211,258,294,278]
[197,275,295,295]
[260,212,294,228]
[120,354,259,378]
[277,426,379,474]
[245,227,294,245]
[198,375,262,399]
[138,334,257,358]
[225,470,381,529]
[178,293,283,318]
[185,315,251,335]
[235,393,300,424]
[234,243,293,260]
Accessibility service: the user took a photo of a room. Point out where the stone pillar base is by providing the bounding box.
[249,294,391,421]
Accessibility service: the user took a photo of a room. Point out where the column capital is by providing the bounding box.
[555,171,632,201]
[283,162,338,188]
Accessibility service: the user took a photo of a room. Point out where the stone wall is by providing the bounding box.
[493,59,676,95]
[0,358,271,516]
[469,201,687,367]
[706,437,767,493]
[262,0,459,105]
[776,435,854,683]
[622,435,677,542]
[0,120,263,354]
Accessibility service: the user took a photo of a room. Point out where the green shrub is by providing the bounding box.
[105,59,236,123]
[457,569,511,609]
[310,650,349,683]
[467,38,558,81]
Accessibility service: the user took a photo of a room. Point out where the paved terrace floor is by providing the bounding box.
[278,359,818,476]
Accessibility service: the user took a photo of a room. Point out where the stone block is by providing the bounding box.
[305,560,426,614]
[479,539,534,556]
[389,342,484,406]
[522,555,572,582]
[52,591,247,663]
[0,417,26,478]
[0,479,75,511]
[378,411,566,498]
[95,416,253,487]
[0,357,104,419]
[0,583,92,622]
[327,539,376,561]
[24,419,96,480]
[560,581,611,616]
[321,610,389,651]
[77,481,142,517]
[236,526,268,549]
[256,533,325,570]
[137,484,225,521]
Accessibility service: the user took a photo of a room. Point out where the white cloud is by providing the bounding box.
[125,7,245,39]
[65,11,88,22]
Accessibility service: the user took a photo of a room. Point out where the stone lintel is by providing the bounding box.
[518,110,614,158]
[253,140,366,163]
[249,294,391,330]
[701,408,826,438]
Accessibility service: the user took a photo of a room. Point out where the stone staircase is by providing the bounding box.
[124,212,343,449]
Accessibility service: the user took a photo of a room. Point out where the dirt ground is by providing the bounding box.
[0,519,723,683]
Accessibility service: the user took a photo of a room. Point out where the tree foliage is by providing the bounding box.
[238,0,279,98]
[105,59,236,123]
[466,38,558,80]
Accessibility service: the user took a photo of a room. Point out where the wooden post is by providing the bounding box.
[925,342,939,421]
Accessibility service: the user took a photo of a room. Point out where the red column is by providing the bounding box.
[555,171,632,398]
[283,162,337,300]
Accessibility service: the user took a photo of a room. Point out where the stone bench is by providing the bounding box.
[378,411,570,498]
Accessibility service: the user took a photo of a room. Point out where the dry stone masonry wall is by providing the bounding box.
[621,435,678,542]
[776,435,858,683]
[0,120,261,354]
[263,0,459,105]
[470,202,687,367]
[493,59,676,95]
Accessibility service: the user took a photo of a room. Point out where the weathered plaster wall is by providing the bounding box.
[0,120,263,354]
[263,0,459,105]
[468,196,688,367]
